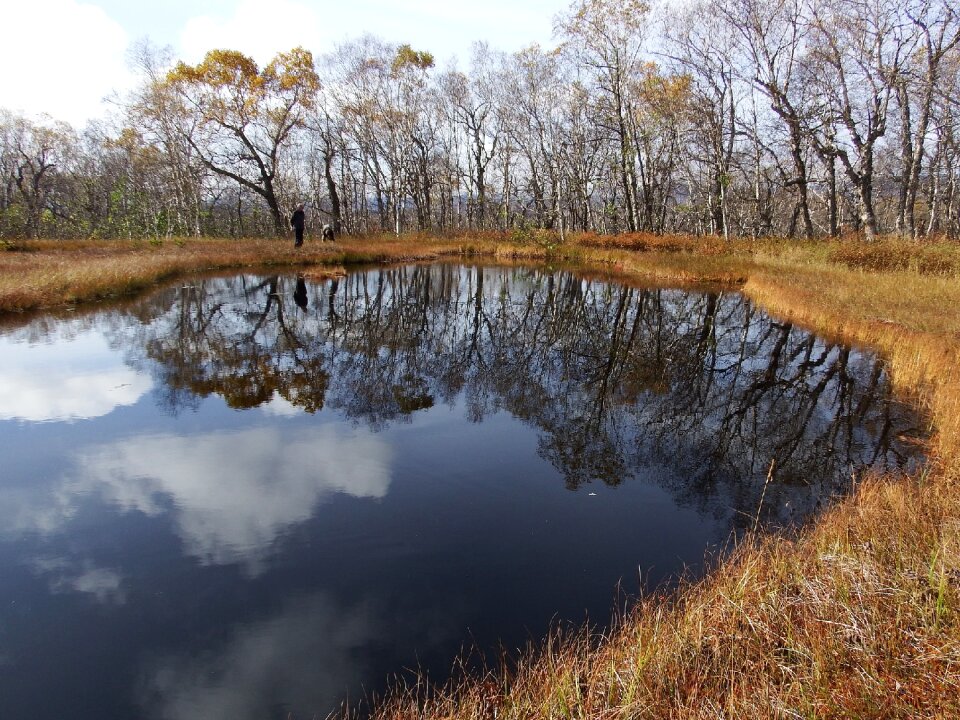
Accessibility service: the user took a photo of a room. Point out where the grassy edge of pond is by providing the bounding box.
[4,233,960,717]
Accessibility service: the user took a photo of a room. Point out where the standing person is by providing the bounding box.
[290,203,306,247]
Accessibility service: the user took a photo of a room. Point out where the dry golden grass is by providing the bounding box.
[3,232,960,718]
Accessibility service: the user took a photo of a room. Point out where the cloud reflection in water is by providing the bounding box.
[64,425,392,573]
[140,591,455,720]
[31,556,127,604]
[0,331,151,422]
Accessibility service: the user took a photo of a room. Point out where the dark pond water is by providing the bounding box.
[0,264,923,720]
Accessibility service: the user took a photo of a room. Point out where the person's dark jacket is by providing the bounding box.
[290,209,305,230]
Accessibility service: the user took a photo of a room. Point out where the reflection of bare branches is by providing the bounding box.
[135,275,329,413]
[127,265,925,528]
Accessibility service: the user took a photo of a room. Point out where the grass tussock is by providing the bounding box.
[828,240,960,276]
[3,232,960,717]
[576,230,730,256]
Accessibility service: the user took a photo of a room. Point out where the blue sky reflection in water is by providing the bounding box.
[0,265,923,720]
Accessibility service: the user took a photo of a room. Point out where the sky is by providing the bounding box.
[0,0,568,127]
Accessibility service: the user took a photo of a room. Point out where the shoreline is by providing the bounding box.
[2,233,959,717]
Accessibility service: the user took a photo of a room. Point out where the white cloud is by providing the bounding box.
[0,0,134,126]
[0,0,566,123]
[176,0,561,68]
[139,590,467,720]
[0,330,152,422]
[140,589,469,720]
[71,564,125,602]
[32,556,126,604]
[260,390,302,417]
[142,594,383,720]
[354,0,563,61]
[179,0,325,65]
[63,425,393,573]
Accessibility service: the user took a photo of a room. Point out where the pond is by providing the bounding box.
[0,264,923,720]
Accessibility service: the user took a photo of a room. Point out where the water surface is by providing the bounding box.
[0,265,922,719]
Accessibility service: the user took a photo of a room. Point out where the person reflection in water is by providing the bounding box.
[290,203,306,248]
[293,275,308,311]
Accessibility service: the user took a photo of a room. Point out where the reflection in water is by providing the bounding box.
[4,425,391,574]
[133,265,919,527]
[31,557,126,605]
[140,592,461,720]
[0,327,152,422]
[0,265,924,720]
[293,274,308,311]
[66,426,392,573]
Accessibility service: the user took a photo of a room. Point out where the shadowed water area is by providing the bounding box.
[0,264,924,719]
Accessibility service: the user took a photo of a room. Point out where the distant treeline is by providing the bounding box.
[2,0,959,241]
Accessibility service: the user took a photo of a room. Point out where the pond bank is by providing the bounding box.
[3,233,959,717]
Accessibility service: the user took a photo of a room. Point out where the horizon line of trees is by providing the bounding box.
[2,0,959,242]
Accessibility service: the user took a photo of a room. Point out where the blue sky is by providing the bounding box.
[0,0,567,127]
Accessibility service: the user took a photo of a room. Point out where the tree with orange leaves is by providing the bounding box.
[165,47,319,234]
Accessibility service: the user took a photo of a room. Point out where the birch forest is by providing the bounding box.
[2,0,959,241]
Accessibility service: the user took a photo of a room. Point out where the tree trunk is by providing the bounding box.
[827,153,839,237]
[859,174,879,242]
[788,126,814,239]
[323,147,342,235]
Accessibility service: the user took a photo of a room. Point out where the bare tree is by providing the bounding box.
[0,112,75,238]
[893,0,960,236]
[558,0,649,232]
[805,0,913,240]
[663,2,743,239]
[719,0,819,238]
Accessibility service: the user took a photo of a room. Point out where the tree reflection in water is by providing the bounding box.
[131,264,923,529]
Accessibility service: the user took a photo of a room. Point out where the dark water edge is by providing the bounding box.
[0,264,925,720]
